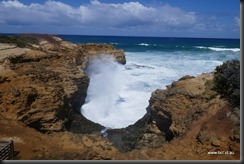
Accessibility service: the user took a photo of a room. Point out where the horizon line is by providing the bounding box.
[0,32,240,40]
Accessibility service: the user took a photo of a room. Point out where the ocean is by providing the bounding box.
[59,35,240,129]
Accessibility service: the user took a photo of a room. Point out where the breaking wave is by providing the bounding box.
[195,46,240,52]
[80,55,145,129]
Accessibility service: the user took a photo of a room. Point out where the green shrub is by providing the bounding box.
[213,59,240,108]
[0,35,38,48]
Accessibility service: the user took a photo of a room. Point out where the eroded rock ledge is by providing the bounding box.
[0,34,125,132]
[0,34,239,160]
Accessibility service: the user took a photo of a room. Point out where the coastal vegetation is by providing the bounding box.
[0,35,38,48]
[213,59,240,108]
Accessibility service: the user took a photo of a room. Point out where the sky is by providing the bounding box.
[0,0,240,38]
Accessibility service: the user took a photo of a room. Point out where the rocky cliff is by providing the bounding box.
[0,34,239,160]
[139,73,240,160]
[0,34,125,132]
[105,73,240,160]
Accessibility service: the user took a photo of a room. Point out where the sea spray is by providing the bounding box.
[80,55,127,128]
[61,35,240,129]
[100,127,111,138]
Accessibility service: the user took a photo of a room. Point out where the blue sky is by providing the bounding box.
[0,0,240,38]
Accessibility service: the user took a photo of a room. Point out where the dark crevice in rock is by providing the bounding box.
[66,112,104,134]
[27,119,47,133]
[26,93,38,107]
[64,74,104,134]
[106,113,150,152]
[154,111,174,141]
[8,54,60,64]
[71,76,90,113]
[9,55,40,64]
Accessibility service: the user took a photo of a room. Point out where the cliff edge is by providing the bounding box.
[0,34,239,160]
[0,34,125,132]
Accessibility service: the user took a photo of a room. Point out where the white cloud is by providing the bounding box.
[78,1,157,27]
[0,0,197,29]
[1,0,25,8]
[0,0,82,26]
[90,0,101,5]
[1,0,238,38]
[193,23,207,31]
[155,5,196,27]
[234,16,240,26]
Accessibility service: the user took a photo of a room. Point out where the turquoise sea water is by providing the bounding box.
[59,35,240,128]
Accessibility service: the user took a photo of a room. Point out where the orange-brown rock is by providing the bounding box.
[137,73,240,160]
[0,34,125,132]
[147,73,225,139]
[0,34,239,160]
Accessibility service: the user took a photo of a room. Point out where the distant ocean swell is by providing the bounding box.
[194,46,240,52]
[111,42,240,52]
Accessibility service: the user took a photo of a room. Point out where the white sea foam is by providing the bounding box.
[138,43,150,46]
[81,55,148,128]
[80,49,239,129]
[195,46,240,52]
[208,47,240,52]
[110,42,118,45]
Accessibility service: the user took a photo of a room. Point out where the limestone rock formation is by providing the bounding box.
[0,34,239,160]
[146,73,226,139]
[0,34,125,132]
